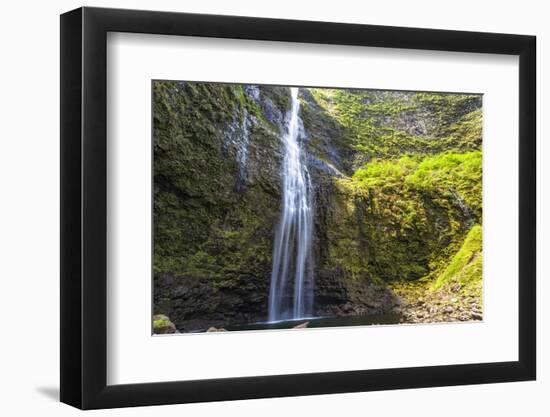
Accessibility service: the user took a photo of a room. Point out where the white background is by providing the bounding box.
[108,34,518,384]
[0,0,546,415]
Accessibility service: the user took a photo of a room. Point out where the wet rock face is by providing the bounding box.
[300,88,352,175]
[223,109,253,192]
[314,269,401,316]
[154,272,269,332]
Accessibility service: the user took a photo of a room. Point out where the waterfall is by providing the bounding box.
[268,87,314,322]
[234,110,251,192]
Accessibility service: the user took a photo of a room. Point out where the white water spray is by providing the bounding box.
[268,87,314,322]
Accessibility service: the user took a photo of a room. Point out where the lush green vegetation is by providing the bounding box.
[407,151,482,217]
[306,87,483,322]
[431,224,482,292]
[153,82,483,331]
[309,88,481,160]
[353,156,418,186]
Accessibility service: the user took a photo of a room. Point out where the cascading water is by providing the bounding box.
[268,87,314,322]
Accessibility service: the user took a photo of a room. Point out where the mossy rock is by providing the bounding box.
[153,314,177,334]
[431,224,482,292]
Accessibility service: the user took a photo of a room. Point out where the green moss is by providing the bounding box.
[413,92,481,137]
[443,109,482,148]
[306,87,482,162]
[261,86,291,113]
[153,314,176,333]
[327,150,480,284]
[328,176,430,282]
[153,81,281,282]
[153,318,171,329]
[353,156,418,186]
[406,151,482,218]
[431,224,482,291]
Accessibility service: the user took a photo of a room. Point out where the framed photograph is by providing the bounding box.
[60,6,536,409]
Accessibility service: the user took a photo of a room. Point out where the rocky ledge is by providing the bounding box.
[392,281,482,324]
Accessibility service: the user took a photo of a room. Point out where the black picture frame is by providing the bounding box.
[60,6,536,410]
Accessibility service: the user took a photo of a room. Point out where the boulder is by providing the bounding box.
[206,327,227,332]
[153,314,176,334]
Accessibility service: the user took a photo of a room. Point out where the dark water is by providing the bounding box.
[226,313,402,332]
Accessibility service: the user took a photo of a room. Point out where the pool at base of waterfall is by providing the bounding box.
[226,313,402,332]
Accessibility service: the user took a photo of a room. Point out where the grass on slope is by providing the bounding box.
[431,224,482,291]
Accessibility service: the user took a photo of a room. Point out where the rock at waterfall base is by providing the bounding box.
[153,314,177,334]
[206,327,228,332]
